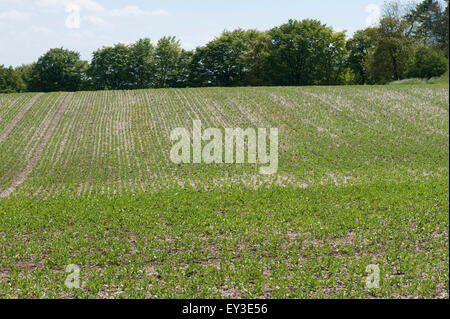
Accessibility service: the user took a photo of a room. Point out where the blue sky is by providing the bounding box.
[0,0,390,67]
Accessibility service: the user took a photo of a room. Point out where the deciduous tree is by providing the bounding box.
[30,48,88,92]
[0,65,25,93]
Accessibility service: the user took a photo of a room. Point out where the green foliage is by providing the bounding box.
[30,48,87,92]
[268,19,348,86]
[348,0,449,85]
[407,46,448,79]
[89,44,135,90]
[13,64,35,92]
[366,18,415,84]
[130,38,156,89]
[405,0,449,50]
[346,30,371,84]
[88,38,187,90]
[189,29,272,87]
[174,50,194,88]
[154,37,183,88]
[238,30,272,86]
[0,65,25,93]
[1,0,449,91]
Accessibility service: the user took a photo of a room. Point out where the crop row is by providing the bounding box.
[0,86,447,197]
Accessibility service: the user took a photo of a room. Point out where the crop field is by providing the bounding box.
[0,85,448,298]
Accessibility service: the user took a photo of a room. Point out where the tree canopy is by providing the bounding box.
[1,0,448,93]
[0,65,25,93]
[28,48,88,92]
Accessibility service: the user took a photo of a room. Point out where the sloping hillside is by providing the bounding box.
[0,86,448,298]
[0,86,448,197]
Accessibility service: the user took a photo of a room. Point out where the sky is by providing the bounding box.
[0,0,389,67]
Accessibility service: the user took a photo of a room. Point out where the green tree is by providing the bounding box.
[0,65,26,93]
[130,38,156,89]
[189,31,244,87]
[323,31,348,85]
[445,0,449,56]
[189,29,271,87]
[173,49,194,88]
[15,63,36,92]
[407,46,448,78]
[346,30,371,84]
[238,30,272,86]
[405,0,448,50]
[30,48,87,92]
[154,37,182,88]
[366,17,415,83]
[268,19,348,86]
[89,44,134,90]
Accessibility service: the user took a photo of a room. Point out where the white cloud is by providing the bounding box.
[0,0,172,66]
[109,6,168,17]
[0,10,30,21]
[65,3,81,29]
[74,0,104,13]
[66,29,95,40]
[34,1,167,29]
[365,4,381,27]
[83,15,111,28]
[30,25,53,35]
[36,0,104,13]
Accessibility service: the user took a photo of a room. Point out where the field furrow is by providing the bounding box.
[0,93,43,145]
[0,86,446,197]
[0,93,73,198]
[0,85,448,299]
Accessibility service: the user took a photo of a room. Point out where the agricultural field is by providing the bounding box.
[0,85,448,298]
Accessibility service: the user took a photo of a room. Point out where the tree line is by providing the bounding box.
[1,0,448,93]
